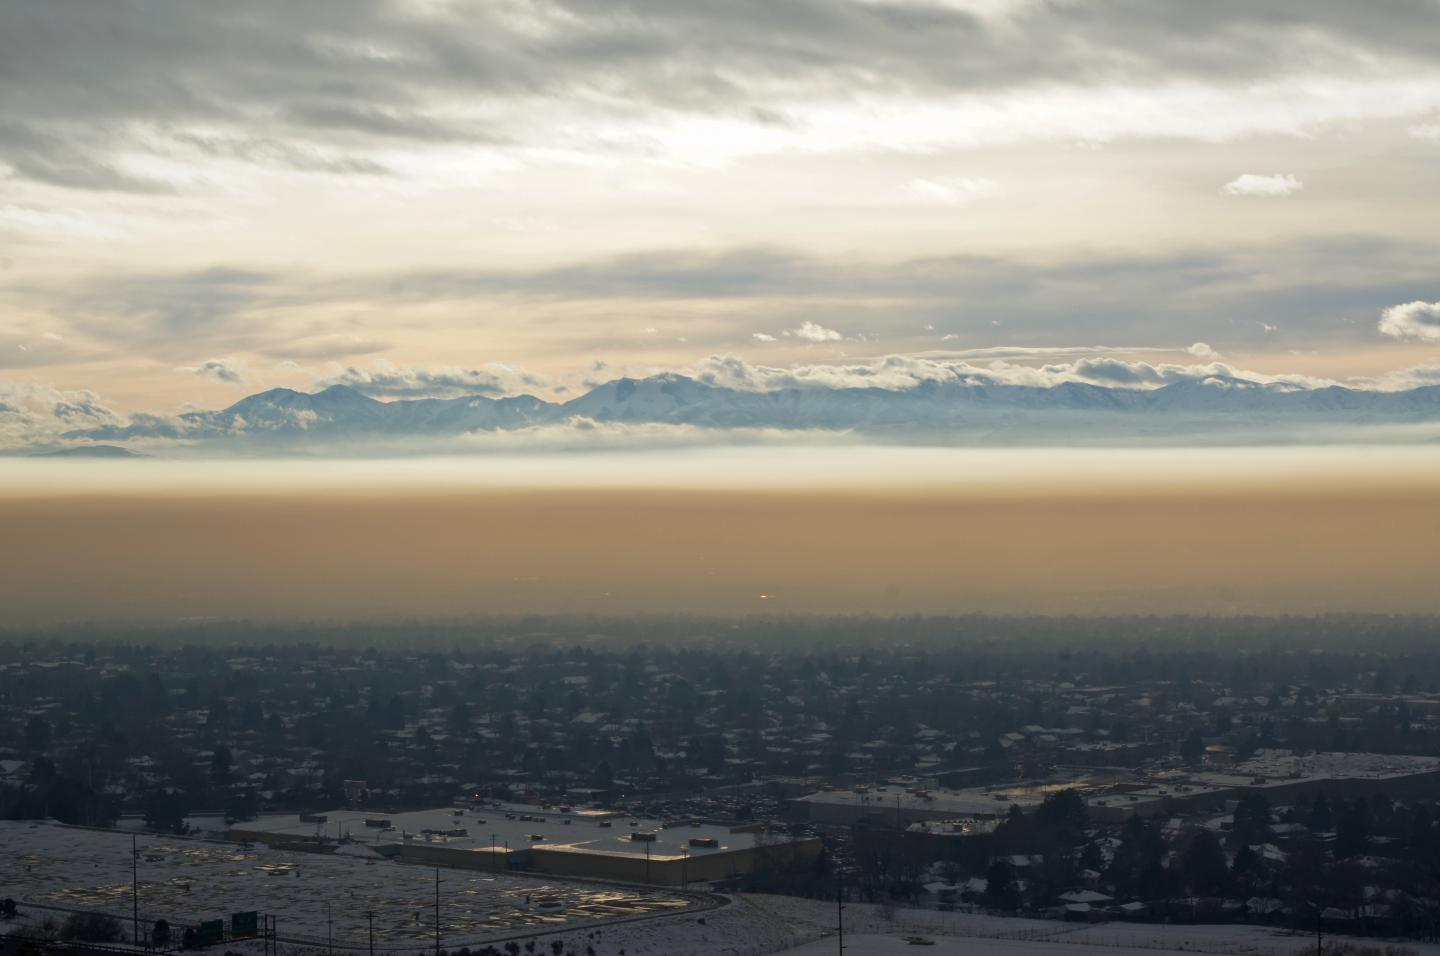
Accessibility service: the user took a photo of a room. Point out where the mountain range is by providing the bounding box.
[67,374,1440,451]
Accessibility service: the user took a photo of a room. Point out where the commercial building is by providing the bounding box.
[1187,749,1440,804]
[228,802,819,887]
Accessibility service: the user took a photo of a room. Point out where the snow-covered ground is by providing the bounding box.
[750,895,1440,956]
[580,894,1440,956]
[783,935,1309,956]
[6,823,1439,956]
[1,821,692,949]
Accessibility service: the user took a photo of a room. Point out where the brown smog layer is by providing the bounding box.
[2,486,1437,623]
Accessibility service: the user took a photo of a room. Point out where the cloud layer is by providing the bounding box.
[2,1,1440,421]
[9,238,1438,367]
[315,360,546,398]
[5,1,1440,192]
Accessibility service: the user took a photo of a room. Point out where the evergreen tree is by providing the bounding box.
[1180,729,1205,765]
[984,859,1021,910]
[1181,831,1230,897]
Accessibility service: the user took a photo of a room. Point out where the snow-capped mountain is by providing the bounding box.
[66,375,1440,452]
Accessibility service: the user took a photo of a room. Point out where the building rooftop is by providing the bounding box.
[230,802,774,862]
[795,782,1058,818]
[1189,749,1440,789]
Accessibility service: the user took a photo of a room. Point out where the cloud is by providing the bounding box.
[1186,342,1219,359]
[315,360,546,398]
[689,352,1332,393]
[752,332,777,343]
[1379,300,1440,341]
[450,417,855,453]
[906,176,1000,205]
[1222,173,1304,197]
[46,268,278,352]
[169,131,392,176]
[1356,365,1440,390]
[0,120,175,194]
[12,237,1440,366]
[5,2,1440,192]
[0,378,119,449]
[790,321,843,343]
[178,358,246,384]
[915,344,1205,362]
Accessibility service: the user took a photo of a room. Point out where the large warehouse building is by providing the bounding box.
[228,803,819,887]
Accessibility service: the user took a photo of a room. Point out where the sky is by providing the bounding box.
[4,2,1440,620]
[4,0,1440,431]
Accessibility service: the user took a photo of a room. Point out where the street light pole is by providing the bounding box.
[1305,898,1323,956]
[325,901,332,956]
[365,910,375,956]
[132,834,139,947]
[434,868,441,956]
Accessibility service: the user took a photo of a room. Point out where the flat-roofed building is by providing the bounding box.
[228,802,818,887]
[1186,749,1440,803]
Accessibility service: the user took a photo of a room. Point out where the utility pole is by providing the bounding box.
[434,867,441,956]
[132,834,139,947]
[365,910,376,956]
[1306,898,1322,956]
[325,901,332,956]
[836,884,844,954]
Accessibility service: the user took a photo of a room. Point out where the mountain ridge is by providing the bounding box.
[66,374,1440,449]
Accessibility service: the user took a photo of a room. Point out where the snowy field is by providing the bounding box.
[0,821,693,949]
[577,893,1440,956]
[751,895,1440,956]
[783,936,1322,956]
[6,823,1440,956]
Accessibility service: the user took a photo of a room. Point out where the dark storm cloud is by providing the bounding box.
[3,0,1440,190]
